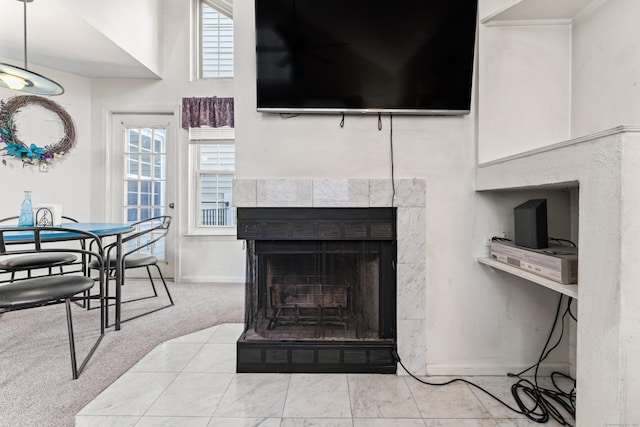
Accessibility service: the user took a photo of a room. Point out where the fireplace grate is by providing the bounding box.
[267,282,350,330]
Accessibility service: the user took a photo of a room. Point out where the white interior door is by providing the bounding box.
[110,114,176,278]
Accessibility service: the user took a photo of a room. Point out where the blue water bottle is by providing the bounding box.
[18,191,34,227]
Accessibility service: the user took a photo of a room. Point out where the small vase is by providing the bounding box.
[18,191,34,227]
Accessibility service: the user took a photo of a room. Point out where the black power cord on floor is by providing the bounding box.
[507,295,576,424]
[393,294,577,425]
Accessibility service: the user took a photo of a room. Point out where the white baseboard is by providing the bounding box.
[425,362,571,377]
[178,275,245,284]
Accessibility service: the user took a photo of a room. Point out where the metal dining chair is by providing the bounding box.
[0,226,106,379]
[0,216,83,283]
[89,215,174,326]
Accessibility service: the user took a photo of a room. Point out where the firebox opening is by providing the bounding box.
[248,241,382,341]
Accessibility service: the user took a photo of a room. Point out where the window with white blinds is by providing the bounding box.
[201,2,234,78]
[190,127,235,230]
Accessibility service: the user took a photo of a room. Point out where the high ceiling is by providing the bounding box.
[0,0,158,79]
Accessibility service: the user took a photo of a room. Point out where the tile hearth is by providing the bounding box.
[76,323,567,426]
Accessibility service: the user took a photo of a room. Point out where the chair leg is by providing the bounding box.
[65,291,105,379]
[154,264,174,305]
[105,273,110,328]
[145,266,158,297]
[99,271,106,336]
[65,298,79,380]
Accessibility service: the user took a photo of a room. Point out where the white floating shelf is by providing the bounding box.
[481,0,603,25]
[478,256,578,299]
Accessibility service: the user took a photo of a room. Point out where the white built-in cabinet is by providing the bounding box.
[476,1,640,424]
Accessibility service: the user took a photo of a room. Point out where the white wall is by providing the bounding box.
[571,0,640,136]
[0,64,94,221]
[476,0,572,164]
[61,0,163,77]
[87,0,244,283]
[477,24,571,163]
[234,0,568,374]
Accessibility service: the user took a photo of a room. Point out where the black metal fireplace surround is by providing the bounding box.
[236,207,397,373]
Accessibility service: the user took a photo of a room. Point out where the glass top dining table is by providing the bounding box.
[1,222,133,330]
[1,222,132,241]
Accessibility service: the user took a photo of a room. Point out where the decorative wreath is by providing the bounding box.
[0,95,76,166]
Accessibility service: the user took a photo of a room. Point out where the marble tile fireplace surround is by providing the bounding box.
[233,178,426,375]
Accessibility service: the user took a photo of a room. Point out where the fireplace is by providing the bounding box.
[236,207,397,373]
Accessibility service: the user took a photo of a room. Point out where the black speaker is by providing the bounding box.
[514,199,548,249]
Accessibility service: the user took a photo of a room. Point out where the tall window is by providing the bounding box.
[190,127,235,230]
[197,0,234,78]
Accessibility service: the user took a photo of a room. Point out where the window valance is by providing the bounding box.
[181,97,234,129]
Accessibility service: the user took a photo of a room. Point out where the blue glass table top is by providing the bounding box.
[1,222,132,242]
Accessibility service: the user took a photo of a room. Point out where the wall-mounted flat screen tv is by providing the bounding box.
[255,0,478,115]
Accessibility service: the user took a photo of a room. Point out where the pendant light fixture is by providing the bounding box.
[0,0,64,96]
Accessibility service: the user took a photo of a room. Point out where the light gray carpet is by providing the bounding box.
[0,280,244,427]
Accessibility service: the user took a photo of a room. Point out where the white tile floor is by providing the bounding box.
[76,323,567,427]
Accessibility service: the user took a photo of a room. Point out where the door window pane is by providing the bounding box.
[140,181,151,205]
[124,125,167,260]
[128,129,139,151]
[154,132,165,153]
[153,181,164,206]
[140,208,152,221]
[141,154,152,178]
[127,156,139,176]
[154,155,165,179]
[127,207,138,222]
[141,131,152,152]
[126,181,138,205]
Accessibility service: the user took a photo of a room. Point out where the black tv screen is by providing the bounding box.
[255,0,478,115]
